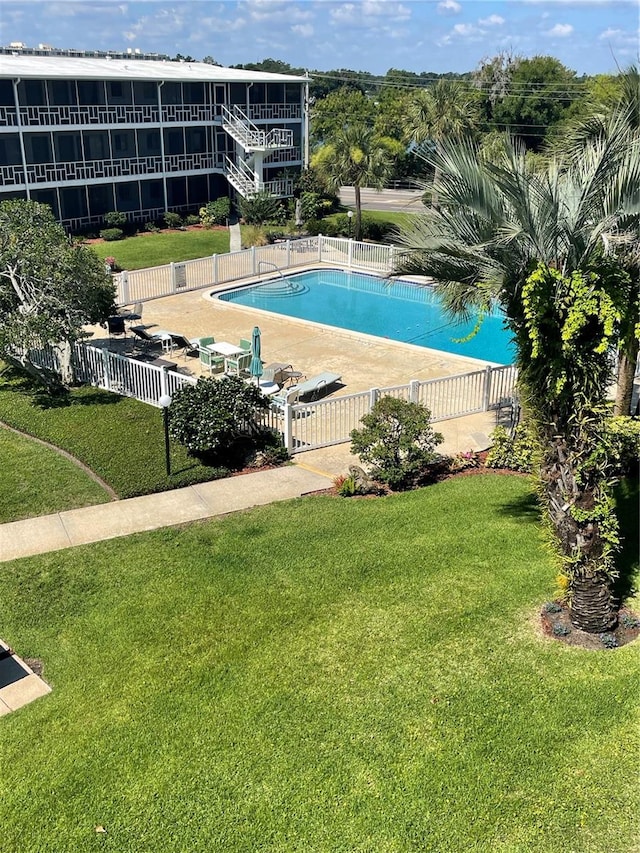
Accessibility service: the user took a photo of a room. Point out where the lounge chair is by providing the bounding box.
[130,325,162,352]
[168,333,200,359]
[291,372,342,401]
[271,385,301,408]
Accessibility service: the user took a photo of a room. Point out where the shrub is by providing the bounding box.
[241,225,269,248]
[448,450,480,473]
[552,623,571,637]
[621,612,640,630]
[299,191,322,222]
[350,396,443,490]
[168,376,270,460]
[333,474,357,497]
[103,211,127,227]
[200,197,231,227]
[605,416,640,476]
[543,601,563,614]
[163,211,183,229]
[99,228,124,242]
[144,221,160,233]
[485,424,535,472]
[184,214,201,226]
[238,191,286,225]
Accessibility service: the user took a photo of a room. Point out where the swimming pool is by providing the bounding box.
[218,269,515,364]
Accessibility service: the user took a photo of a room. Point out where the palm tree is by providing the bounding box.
[403,79,479,206]
[394,119,640,633]
[311,124,394,241]
[552,66,640,415]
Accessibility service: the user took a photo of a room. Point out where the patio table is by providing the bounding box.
[206,341,245,357]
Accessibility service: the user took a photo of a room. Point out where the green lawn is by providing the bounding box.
[0,427,110,522]
[90,227,230,270]
[0,475,638,852]
[0,369,227,502]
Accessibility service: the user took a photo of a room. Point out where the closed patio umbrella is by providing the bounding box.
[249,325,263,383]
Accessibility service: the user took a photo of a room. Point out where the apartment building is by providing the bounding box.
[0,53,308,231]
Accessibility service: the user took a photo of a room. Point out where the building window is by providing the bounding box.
[22,80,47,107]
[48,80,76,106]
[25,133,52,164]
[185,127,207,154]
[83,131,110,161]
[60,186,88,220]
[55,133,82,163]
[31,188,59,218]
[0,80,14,107]
[88,184,114,217]
[0,135,22,165]
[109,82,123,98]
[78,80,105,105]
[115,181,140,211]
[141,179,163,209]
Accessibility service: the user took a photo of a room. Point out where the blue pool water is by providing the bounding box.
[218,269,515,364]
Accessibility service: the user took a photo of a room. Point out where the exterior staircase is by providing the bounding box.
[221,104,293,152]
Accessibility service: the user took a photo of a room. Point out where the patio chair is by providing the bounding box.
[130,325,162,352]
[168,333,200,359]
[293,372,342,401]
[262,362,293,387]
[271,385,301,408]
[225,339,252,377]
[107,315,127,347]
[199,342,225,374]
[118,302,143,323]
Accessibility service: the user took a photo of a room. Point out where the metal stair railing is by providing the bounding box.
[224,156,261,197]
[221,104,293,151]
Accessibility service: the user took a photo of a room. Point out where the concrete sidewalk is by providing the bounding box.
[0,464,331,563]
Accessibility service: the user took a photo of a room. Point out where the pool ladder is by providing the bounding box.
[256,261,307,298]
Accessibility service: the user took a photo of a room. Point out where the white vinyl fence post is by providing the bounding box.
[286,240,291,269]
[369,387,380,411]
[283,403,294,453]
[483,365,493,411]
[119,271,129,305]
[389,245,396,273]
[212,254,218,285]
[318,235,323,263]
[101,347,111,391]
[251,246,257,275]
[170,262,177,294]
[409,379,420,403]
[159,367,169,403]
[348,238,353,269]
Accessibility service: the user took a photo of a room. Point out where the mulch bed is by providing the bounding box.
[540,603,640,650]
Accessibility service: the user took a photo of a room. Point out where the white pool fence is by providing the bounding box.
[28,343,518,454]
[113,235,398,304]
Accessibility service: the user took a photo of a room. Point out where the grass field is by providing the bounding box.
[0,369,226,503]
[0,475,638,852]
[89,227,230,270]
[0,427,110,522]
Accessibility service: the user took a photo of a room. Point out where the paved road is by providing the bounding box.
[339,186,425,213]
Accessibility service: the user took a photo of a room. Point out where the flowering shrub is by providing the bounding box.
[448,450,480,473]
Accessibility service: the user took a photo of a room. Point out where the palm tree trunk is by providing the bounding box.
[354,184,362,242]
[539,437,617,633]
[614,337,639,416]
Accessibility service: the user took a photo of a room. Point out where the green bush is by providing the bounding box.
[103,211,127,227]
[184,214,201,226]
[99,228,124,242]
[200,197,231,227]
[350,396,443,490]
[485,424,535,472]
[605,416,640,476]
[299,191,322,222]
[238,191,285,225]
[168,376,270,461]
[163,211,183,229]
[144,221,160,233]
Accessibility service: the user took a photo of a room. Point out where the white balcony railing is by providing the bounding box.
[221,104,293,152]
[264,147,301,164]
[0,106,18,127]
[0,163,25,184]
[248,104,302,121]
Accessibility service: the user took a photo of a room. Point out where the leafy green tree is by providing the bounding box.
[394,123,640,632]
[168,375,269,459]
[311,123,394,241]
[0,200,115,389]
[491,56,580,150]
[350,396,443,490]
[237,191,285,225]
[199,197,231,226]
[310,87,376,147]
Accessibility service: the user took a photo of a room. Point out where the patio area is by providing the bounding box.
[85,270,509,458]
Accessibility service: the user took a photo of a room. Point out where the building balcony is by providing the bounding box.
[20,152,224,185]
[247,104,302,121]
[264,147,302,165]
[0,163,25,184]
[10,103,223,128]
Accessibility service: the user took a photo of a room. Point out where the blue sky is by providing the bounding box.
[1,0,638,75]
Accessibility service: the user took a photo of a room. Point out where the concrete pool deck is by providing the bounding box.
[92,266,505,395]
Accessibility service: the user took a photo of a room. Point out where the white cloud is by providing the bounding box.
[479,14,505,26]
[545,23,574,37]
[437,0,461,15]
[292,23,313,37]
[363,0,410,19]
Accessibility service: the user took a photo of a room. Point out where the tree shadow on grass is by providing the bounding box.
[497,490,541,523]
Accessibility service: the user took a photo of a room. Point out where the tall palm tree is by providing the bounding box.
[403,79,479,206]
[311,124,393,241]
[553,66,640,415]
[394,119,640,633]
